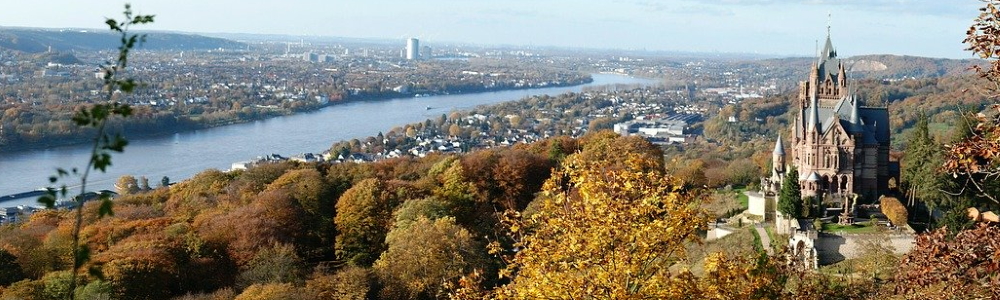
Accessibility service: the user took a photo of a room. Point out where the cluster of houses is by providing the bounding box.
[0,189,116,225]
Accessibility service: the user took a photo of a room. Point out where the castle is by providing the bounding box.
[762,30,897,203]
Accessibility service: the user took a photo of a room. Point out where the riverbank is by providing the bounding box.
[0,73,653,198]
[0,77,593,153]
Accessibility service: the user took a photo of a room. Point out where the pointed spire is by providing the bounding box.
[820,17,836,63]
[850,95,860,125]
[821,32,835,60]
[773,134,785,155]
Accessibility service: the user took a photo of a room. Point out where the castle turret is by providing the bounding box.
[773,134,786,177]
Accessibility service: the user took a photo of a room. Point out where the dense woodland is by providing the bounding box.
[0,132,995,299]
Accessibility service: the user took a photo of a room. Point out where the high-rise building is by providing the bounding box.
[406,38,419,60]
[303,52,318,62]
[763,29,897,202]
[421,45,432,59]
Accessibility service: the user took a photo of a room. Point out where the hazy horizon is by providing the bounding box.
[0,1,982,59]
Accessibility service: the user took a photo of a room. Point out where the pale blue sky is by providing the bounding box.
[0,0,982,58]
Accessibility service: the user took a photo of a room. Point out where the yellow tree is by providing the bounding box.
[334,178,398,266]
[374,217,485,299]
[492,151,710,299]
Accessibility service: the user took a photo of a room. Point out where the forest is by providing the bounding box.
[0,131,994,299]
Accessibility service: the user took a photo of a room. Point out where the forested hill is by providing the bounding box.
[748,54,980,81]
[848,54,979,78]
[0,27,244,53]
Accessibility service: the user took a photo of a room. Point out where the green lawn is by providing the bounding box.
[735,188,749,208]
[822,223,877,234]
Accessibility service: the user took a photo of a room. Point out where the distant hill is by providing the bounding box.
[847,54,979,78]
[0,27,244,53]
[753,55,982,80]
[32,51,83,65]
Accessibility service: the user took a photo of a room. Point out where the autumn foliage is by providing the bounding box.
[893,223,1000,299]
[879,196,909,228]
[491,141,709,298]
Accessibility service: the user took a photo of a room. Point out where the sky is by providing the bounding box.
[0,0,983,59]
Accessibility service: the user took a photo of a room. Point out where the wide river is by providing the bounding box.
[0,73,656,205]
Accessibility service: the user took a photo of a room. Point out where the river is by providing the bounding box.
[0,73,657,205]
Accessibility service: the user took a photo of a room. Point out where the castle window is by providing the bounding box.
[825,151,833,169]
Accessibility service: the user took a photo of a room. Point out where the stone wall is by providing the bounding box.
[814,232,915,265]
[747,191,766,218]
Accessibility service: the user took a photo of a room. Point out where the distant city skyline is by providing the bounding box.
[0,1,981,59]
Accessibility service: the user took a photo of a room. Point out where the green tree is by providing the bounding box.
[901,112,948,210]
[547,138,567,162]
[778,167,802,218]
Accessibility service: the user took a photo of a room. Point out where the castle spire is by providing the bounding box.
[820,17,836,64]
[772,133,786,177]
[821,30,835,60]
[773,133,785,155]
[850,95,860,126]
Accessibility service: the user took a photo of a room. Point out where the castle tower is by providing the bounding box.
[772,134,785,178]
[778,26,897,203]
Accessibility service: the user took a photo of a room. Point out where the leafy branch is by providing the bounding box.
[38,4,153,299]
[943,0,1000,204]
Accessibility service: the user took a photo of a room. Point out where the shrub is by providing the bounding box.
[879,196,908,228]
